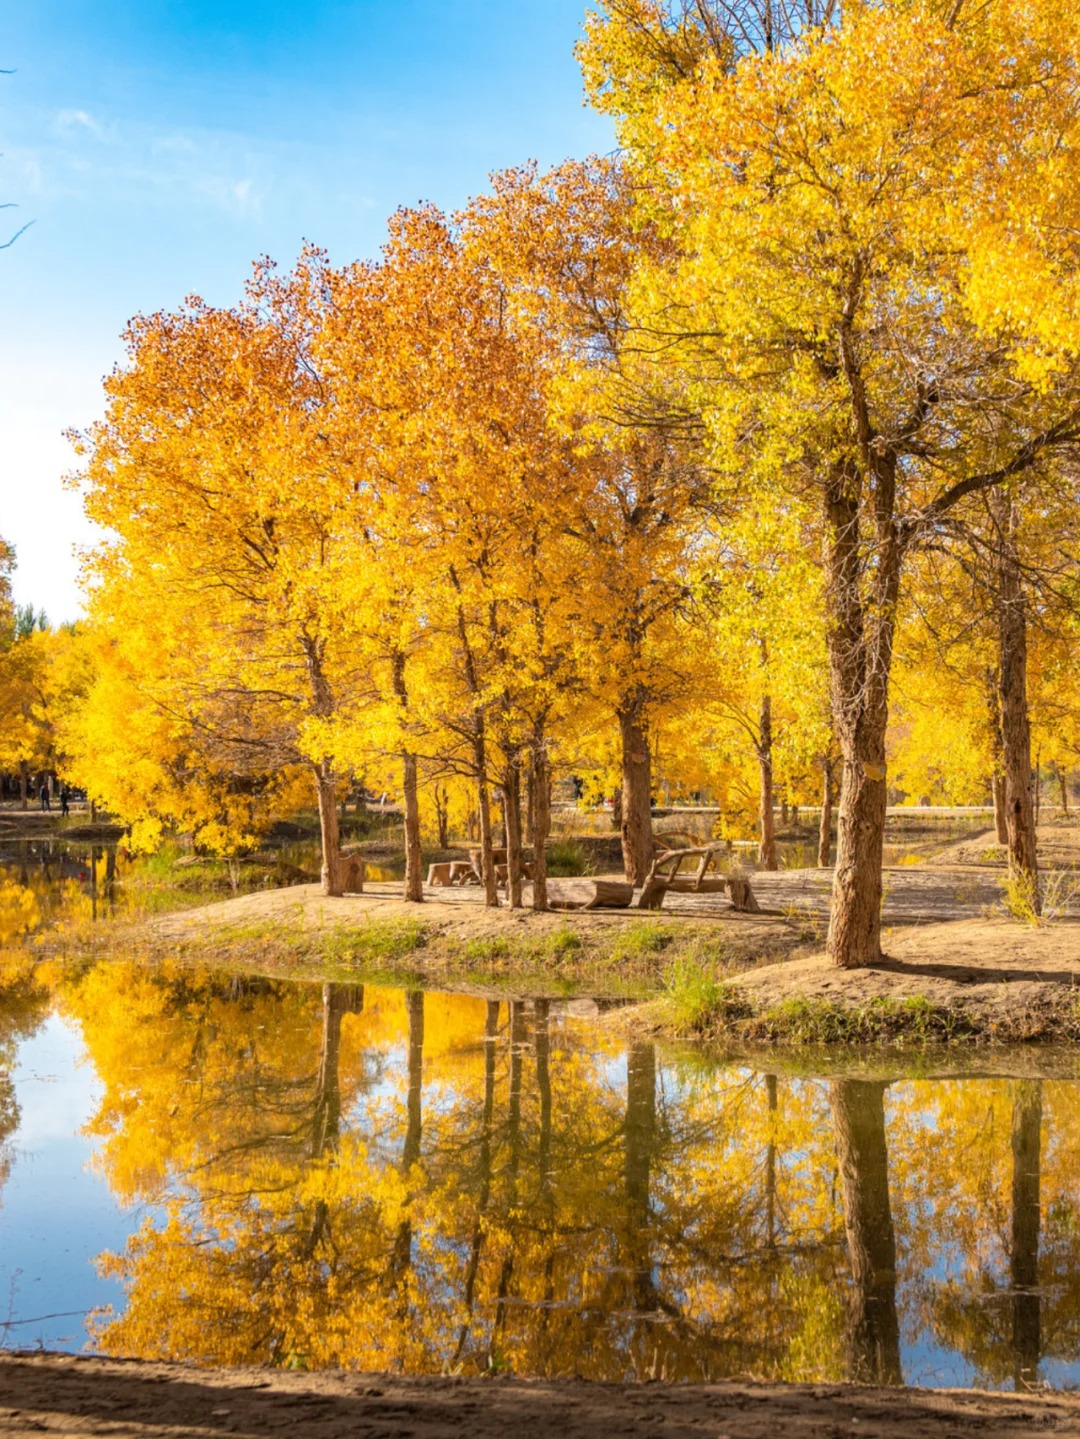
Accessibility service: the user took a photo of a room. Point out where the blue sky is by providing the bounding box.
[0,2,613,621]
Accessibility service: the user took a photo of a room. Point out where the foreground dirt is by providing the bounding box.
[3,1354,1079,1439]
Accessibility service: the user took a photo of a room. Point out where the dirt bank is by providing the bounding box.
[2,1353,1078,1439]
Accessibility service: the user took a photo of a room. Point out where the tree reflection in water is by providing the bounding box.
[830,1081,902,1385]
[16,964,1080,1387]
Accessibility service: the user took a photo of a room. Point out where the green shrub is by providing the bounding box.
[546,839,592,877]
[664,956,741,1033]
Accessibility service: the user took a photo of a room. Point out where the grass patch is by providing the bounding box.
[318,919,429,965]
[747,994,973,1044]
[608,921,674,963]
[462,937,511,964]
[531,924,583,961]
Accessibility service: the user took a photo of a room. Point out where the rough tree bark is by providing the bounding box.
[501,753,524,909]
[314,760,343,898]
[453,592,499,907]
[302,634,347,898]
[830,1080,902,1385]
[617,699,654,885]
[823,457,901,968]
[1058,763,1070,817]
[757,695,778,870]
[995,489,1039,910]
[391,652,423,904]
[475,765,499,907]
[818,754,835,868]
[530,732,551,912]
[434,784,450,849]
[992,776,1009,844]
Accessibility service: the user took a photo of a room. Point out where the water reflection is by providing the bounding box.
[1,968,1079,1387]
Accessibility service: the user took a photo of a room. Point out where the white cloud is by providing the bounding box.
[55,108,105,139]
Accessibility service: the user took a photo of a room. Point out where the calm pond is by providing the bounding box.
[1,959,1077,1392]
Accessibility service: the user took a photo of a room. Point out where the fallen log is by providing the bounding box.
[546,879,634,911]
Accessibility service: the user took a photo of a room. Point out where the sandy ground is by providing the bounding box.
[730,915,1080,1018]
[151,821,1080,936]
[3,1354,1080,1438]
[148,875,805,969]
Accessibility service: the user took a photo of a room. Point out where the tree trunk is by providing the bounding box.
[830,1080,902,1386]
[996,490,1039,910]
[823,467,901,969]
[435,785,450,848]
[818,755,834,868]
[780,797,790,826]
[1058,764,1069,817]
[524,766,535,850]
[757,695,778,870]
[1011,1081,1042,1391]
[617,704,654,884]
[475,767,499,907]
[993,775,1009,844]
[389,989,425,1288]
[453,999,499,1366]
[19,760,28,811]
[611,784,623,832]
[401,752,423,902]
[502,754,524,909]
[453,592,498,906]
[531,733,551,912]
[392,651,424,903]
[305,982,363,1258]
[315,761,343,897]
[312,983,364,1160]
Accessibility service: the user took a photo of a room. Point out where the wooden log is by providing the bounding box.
[728,876,761,913]
[547,879,634,911]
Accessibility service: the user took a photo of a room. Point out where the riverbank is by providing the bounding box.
[31,816,1080,1041]
[2,1353,1078,1438]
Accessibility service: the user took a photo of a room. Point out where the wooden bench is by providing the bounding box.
[636,843,759,913]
